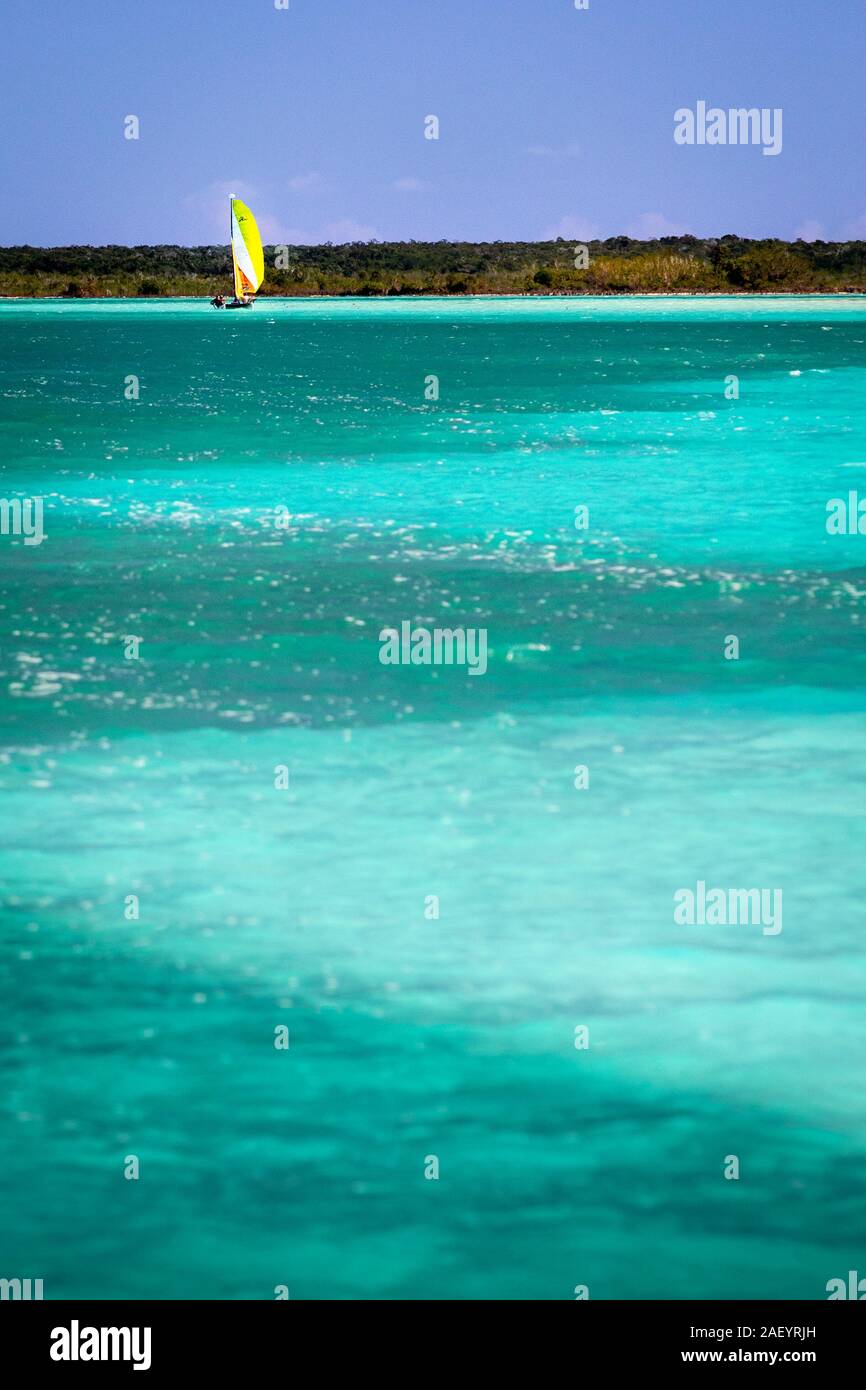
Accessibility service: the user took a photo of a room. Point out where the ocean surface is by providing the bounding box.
[1,294,865,1300]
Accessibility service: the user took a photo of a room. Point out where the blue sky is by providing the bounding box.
[2,0,864,246]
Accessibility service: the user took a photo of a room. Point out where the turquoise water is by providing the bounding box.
[1,295,865,1300]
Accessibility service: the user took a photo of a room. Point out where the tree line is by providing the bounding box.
[1,236,864,297]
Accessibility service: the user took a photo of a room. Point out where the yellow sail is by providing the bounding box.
[230,198,265,298]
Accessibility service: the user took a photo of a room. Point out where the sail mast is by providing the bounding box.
[229,195,238,298]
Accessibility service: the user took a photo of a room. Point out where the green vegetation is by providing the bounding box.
[1,236,865,297]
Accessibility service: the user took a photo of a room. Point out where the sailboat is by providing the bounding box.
[215,196,264,308]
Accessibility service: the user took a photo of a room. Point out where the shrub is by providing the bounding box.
[726,246,811,290]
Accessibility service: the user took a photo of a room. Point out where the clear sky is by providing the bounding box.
[2,0,864,246]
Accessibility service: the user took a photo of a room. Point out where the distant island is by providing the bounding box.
[2,236,864,297]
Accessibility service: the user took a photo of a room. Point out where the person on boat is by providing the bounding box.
[211,293,225,308]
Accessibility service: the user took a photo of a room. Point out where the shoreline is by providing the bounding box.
[2,289,865,302]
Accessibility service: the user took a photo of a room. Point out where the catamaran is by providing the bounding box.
[213,196,264,308]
